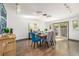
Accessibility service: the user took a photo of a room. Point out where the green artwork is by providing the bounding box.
[72,20,79,30]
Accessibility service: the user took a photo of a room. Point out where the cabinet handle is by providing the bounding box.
[8,41,14,44]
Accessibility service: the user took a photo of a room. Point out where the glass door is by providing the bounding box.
[53,21,69,40]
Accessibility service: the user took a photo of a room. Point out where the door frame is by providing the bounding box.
[53,21,69,40]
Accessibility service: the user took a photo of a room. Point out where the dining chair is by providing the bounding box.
[28,32,32,39]
[42,31,56,47]
[30,32,41,48]
[51,31,56,45]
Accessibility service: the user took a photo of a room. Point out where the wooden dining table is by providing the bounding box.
[38,33,47,39]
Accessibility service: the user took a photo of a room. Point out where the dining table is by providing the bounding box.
[38,33,47,39]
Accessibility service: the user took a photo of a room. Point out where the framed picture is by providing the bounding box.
[1,4,7,19]
[0,3,7,34]
[72,20,79,30]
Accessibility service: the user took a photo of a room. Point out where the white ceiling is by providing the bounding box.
[4,3,79,22]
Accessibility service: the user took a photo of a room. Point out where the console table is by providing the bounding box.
[0,34,16,56]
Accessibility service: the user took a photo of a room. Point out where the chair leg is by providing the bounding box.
[46,42,49,47]
[50,41,53,45]
[34,42,35,48]
[37,42,38,47]
[53,40,56,46]
[40,41,41,46]
[54,41,56,45]
[31,42,33,47]
[42,41,43,44]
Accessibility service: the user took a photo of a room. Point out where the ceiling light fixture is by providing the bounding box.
[16,3,20,14]
[43,14,52,18]
[43,14,47,16]
[36,11,52,18]
[64,3,72,13]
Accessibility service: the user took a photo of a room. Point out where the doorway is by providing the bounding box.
[53,21,69,41]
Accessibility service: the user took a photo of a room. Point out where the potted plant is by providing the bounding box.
[44,28,48,33]
[3,28,10,34]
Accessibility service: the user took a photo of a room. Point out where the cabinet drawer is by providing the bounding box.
[4,41,16,53]
[4,39,15,43]
[4,50,16,56]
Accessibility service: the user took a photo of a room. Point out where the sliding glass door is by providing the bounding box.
[53,21,69,40]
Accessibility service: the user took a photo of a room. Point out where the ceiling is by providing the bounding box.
[4,3,79,22]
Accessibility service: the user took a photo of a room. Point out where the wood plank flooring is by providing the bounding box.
[16,39,79,56]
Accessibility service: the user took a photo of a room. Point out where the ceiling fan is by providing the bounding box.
[36,11,52,18]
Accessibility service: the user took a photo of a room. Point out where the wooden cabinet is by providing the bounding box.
[0,40,3,56]
[0,34,16,56]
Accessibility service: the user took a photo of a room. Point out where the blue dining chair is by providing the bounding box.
[31,32,41,48]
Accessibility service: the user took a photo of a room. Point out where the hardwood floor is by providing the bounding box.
[16,39,79,56]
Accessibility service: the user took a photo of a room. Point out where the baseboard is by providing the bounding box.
[69,39,79,42]
[16,38,30,42]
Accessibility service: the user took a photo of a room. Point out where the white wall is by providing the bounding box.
[4,4,46,40]
[4,5,30,40]
[69,16,79,40]
[46,15,79,40]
